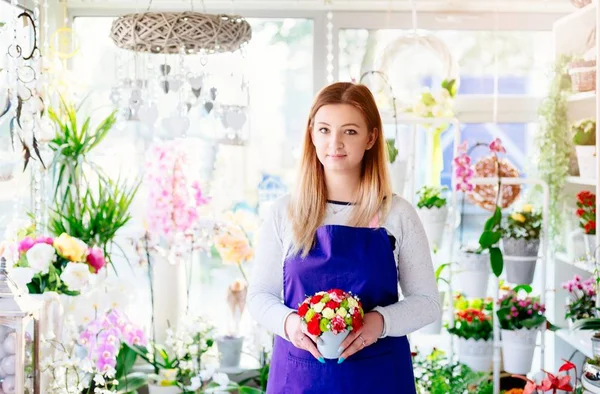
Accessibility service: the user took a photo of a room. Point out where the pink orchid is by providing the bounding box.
[489,138,506,153]
[457,140,469,154]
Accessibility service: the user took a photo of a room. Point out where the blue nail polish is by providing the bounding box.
[318,357,325,364]
[337,357,345,364]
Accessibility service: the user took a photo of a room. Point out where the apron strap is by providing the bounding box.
[368,212,380,228]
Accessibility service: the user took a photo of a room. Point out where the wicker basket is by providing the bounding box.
[568,59,596,93]
[571,0,592,8]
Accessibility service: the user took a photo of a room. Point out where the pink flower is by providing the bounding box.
[86,246,106,273]
[457,140,469,154]
[489,138,506,153]
[35,236,54,246]
[124,327,147,346]
[330,315,347,334]
[18,237,35,253]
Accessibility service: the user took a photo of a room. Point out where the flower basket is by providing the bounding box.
[456,249,490,298]
[568,59,596,93]
[297,289,364,359]
[457,337,493,372]
[501,328,539,374]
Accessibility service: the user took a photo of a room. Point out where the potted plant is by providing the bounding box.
[416,185,449,251]
[386,138,407,196]
[497,285,548,374]
[502,204,543,285]
[572,118,596,179]
[447,298,493,372]
[562,274,598,330]
[297,289,364,359]
[456,247,490,298]
[514,359,581,393]
[420,263,449,334]
[575,190,597,255]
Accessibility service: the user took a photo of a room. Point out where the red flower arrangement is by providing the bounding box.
[297,289,364,336]
[514,359,577,394]
[576,190,596,235]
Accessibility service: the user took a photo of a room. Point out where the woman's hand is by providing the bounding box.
[284,313,325,363]
[337,311,384,363]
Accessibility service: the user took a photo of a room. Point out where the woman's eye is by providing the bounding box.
[318,127,329,134]
[345,129,357,135]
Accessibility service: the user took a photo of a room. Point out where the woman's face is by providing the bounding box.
[311,104,375,174]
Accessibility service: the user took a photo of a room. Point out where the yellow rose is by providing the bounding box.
[53,233,88,262]
[337,307,348,318]
[522,204,533,213]
[511,213,526,223]
[322,307,335,319]
[347,298,358,308]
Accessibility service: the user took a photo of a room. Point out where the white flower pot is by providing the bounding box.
[419,291,446,335]
[503,238,539,285]
[148,384,181,394]
[584,234,598,256]
[318,330,350,359]
[457,337,493,372]
[456,250,490,298]
[417,205,449,250]
[576,145,597,179]
[216,335,244,369]
[501,328,539,374]
[388,160,408,196]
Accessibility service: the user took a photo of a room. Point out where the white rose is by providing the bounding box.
[312,302,324,313]
[9,267,34,289]
[25,243,56,274]
[322,307,335,319]
[60,263,91,291]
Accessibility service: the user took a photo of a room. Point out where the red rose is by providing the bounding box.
[298,303,309,318]
[330,315,347,334]
[576,208,585,217]
[325,300,340,310]
[351,314,363,331]
[307,315,322,336]
[328,289,345,302]
[310,294,324,304]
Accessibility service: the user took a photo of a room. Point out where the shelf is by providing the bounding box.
[556,252,596,273]
[554,2,597,57]
[567,91,596,121]
[556,328,594,359]
[566,176,597,186]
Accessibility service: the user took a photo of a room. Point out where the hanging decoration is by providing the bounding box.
[375,26,459,186]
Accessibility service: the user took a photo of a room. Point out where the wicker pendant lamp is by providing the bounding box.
[109,1,252,55]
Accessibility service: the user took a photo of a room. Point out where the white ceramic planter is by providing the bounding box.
[457,337,493,372]
[318,330,350,359]
[576,145,596,179]
[217,335,244,368]
[417,205,449,250]
[585,234,598,256]
[419,292,446,335]
[456,250,490,298]
[388,160,408,197]
[501,327,539,374]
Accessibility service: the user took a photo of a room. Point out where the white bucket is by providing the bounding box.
[501,328,539,375]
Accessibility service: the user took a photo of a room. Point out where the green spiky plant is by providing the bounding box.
[47,97,139,269]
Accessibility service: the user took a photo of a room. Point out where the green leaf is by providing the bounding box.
[489,247,503,277]
[435,263,449,281]
[116,344,138,379]
[116,372,147,393]
[479,231,501,248]
[483,207,502,231]
[239,387,265,394]
[512,284,533,294]
[572,318,600,330]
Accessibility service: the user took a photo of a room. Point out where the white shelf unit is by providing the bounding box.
[551,0,600,380]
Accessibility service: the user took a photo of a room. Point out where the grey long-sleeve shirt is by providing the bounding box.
[247,194,441,341]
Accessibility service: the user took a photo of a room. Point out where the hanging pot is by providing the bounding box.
[388,159,408,197]
[456,337,493,372]
[417,205,448,250]
[456,249,490,298]
[501,327,539,375]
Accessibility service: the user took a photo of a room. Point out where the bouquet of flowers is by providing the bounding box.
[562,274,598,323]
[497,287,547,331]
[447,308,493,341]
[576,190,596,235]
[503,204,543,241]
[10,233,106,295]
[298,289,364,337]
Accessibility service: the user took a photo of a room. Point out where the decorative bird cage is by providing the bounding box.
[0,258,40,394]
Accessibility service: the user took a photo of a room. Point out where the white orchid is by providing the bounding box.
[25,243,56,274]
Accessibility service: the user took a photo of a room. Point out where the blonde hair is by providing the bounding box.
[288,82,393,257]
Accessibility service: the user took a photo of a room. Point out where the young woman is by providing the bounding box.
[248,82,440,393]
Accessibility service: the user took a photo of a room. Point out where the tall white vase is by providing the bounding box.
[151,254,188,345]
